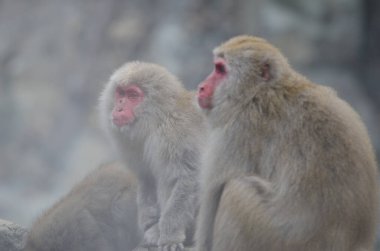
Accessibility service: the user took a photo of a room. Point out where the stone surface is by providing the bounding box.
[0,219,28,251]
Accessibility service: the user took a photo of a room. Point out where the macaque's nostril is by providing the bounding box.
[199,87,205,93]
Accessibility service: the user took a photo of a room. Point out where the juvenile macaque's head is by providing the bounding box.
[197,35,290,113]
[100,62,183,136]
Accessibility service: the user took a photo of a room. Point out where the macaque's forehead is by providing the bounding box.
[111,65,134,85]
[109,62,182,96]
[213,35,276,58]
[111,62,155,86]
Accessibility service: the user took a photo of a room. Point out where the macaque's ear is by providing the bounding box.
[261,63,271,82]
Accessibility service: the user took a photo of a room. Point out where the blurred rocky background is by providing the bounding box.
[0,0,379,248]
[0,220,27,251]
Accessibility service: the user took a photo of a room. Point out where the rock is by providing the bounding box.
[0,219,28,251]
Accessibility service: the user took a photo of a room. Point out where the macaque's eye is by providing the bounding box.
[126,89,140,99]
[215,62,226,74]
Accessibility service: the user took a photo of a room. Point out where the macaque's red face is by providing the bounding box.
[197,58,227,110]
[112,84,144,127]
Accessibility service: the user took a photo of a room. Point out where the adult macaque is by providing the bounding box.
[99,62,205,251]
[24,162,140,251]
[195,35,379,251]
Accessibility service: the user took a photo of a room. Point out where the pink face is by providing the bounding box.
[197,58,227,110]
[112,84,144,127]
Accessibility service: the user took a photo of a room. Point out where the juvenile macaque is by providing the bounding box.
[24,162,140,251]
[196,35,379,251]
[99,62,205,250]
